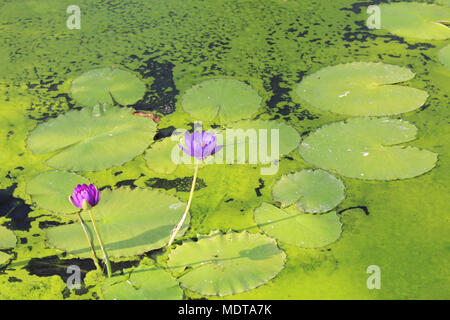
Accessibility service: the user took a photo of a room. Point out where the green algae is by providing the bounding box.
[0,0,449,299]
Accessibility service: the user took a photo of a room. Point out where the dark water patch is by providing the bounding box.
[225,198,234,203]
[115,179,137,189]
[8,276,22,282]
[110,259,140,274]
[38,220,66,229]
[132,57,179,115]
[265,74,319,121]
[114,171,123,176]
[145,177,207,192]
[25,255,96,283]
[255,178,265,197]
[338,206,370,216]
[340,0,388,14]
[154,126,176,141]
[144,247,165,262]
[0,184,33,231]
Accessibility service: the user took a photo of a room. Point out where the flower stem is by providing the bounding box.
[87,209,112,278]
[168,163,199,246]
[75,212,102,272]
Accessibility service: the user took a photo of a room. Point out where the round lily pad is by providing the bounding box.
[181,79,262,124]
[46,188,188,258]
[272,169,345,213]
[70,67,146,107]
[298,118,438,180]
[0,226,16,249]
[294,62,428,116]
[254,203,342,248]
[167,231,286,296]
[378,3,450,40]
[27,105,157,171]
[439,44,450,70]
[102,265,182,300]
[26,171,90,214]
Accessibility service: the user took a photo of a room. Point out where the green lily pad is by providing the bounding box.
[437,0,450,6]
[294,62,428,116]
[27,105,157,171]
[298,118,438,180]
[46,188,188,258]
[0,226,16,249]
[439,44,450,70]
[0,251,12,266]
[272,169,345,213]
[378,3,450,40]
[181,79,262,124]
[102,265,182,300]
[70,67,146,107]
[26,171,90,214]
[167,231,286,296]
[254,203,342,248]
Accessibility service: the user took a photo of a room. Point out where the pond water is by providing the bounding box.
[0,0,449,299]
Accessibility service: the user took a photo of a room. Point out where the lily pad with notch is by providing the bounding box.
[378,3,450,40]
[167,231,286,296]
[272,169,345,213]
[27,105,157,171]
[254,202,342,248]
[298,118,438,180]
[294,62,428,116]
[70,67,146,107]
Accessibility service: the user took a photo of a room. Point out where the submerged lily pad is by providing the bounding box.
[298,118,438,180]
[27,105,156,171]
[102,265,182,300]
[181,79,262,123]
[439,44,450,70]
[272,169,345,213]
[167,231,286,296]
[254,203,342,248]
[26,171,90,214]
[0,226,16,265]
[378,3,450,40]
[46,188,187,258]
[0,226,16,249]
[0,251,12,266]
[70,67,146,107]
[294,62,428,116]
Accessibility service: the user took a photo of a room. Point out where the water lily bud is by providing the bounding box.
[69,184,100,209]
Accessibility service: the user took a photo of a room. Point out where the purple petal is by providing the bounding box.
[178,144,192,157]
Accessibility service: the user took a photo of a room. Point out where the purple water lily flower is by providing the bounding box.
[70,184,100,209]
[178,130,222,160]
